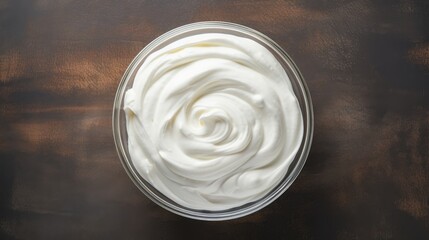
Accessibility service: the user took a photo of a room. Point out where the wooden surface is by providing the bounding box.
[1,0,429,239]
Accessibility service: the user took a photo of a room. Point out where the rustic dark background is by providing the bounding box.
[1,0,428,239]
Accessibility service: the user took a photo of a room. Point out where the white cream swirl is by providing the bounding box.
[124,33,303,210]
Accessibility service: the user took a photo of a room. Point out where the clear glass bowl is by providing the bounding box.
[112,21,313,221]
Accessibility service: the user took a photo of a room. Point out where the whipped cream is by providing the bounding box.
[124,33,303,210]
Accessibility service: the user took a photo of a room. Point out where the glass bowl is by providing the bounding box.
[112,21,313,221]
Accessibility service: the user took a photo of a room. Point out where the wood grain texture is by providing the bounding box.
[1,0,428,239]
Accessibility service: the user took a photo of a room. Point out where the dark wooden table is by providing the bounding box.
[1,0,428,239]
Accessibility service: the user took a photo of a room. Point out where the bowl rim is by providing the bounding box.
[112,21,314,221]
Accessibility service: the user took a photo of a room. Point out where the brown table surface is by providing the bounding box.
[1,0,429,239]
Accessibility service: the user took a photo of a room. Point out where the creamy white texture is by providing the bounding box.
[124,33,303,210]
